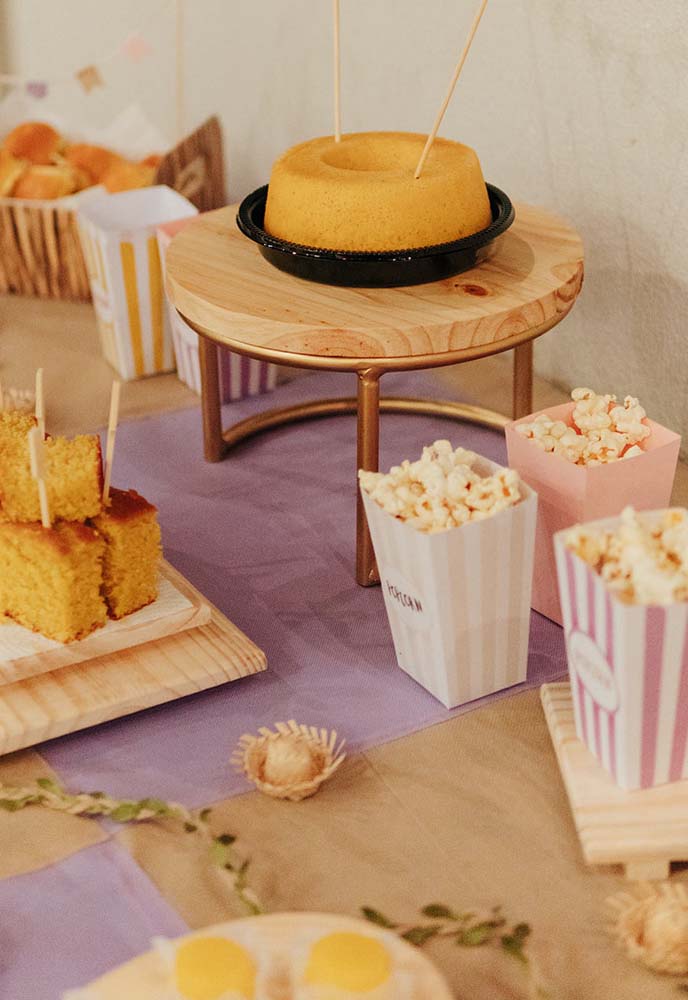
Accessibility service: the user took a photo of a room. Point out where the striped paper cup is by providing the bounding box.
[77,186,197,380]
[361,456,537,709]
[555,511,688,790]
[156,219,278,402]
[506,403,680,625]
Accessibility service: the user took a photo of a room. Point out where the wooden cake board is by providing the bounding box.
[0,561,266,757]
[541,682,688,881]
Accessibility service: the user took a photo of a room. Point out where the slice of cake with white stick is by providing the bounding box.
[0,428,107,643]
[89,381,162,619]
[0,370,103,522]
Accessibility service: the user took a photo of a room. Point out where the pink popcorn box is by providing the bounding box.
[361,456,537,709]
[555,512,688,790]
[506,403,680,626]
[157,219,277,402]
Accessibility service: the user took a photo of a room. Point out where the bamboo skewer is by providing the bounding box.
[414,0,489,179]
[28,427,51,529]
[333,0,342,142]
[35,368,45,439]
[102,380,121,505]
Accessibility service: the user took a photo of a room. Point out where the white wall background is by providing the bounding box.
[2,0,688,436]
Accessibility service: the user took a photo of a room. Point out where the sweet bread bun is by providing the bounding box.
[264,131,493,251]
[12,165,77,200]
[3,121,61,165]
[64,143,121,185]
[140,153,162,169]
[0,149,28,197]
[101,160,156,193]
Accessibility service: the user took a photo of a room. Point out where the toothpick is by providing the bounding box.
[28,427,51,529]
[333,0,342,142]
[35,367,45,439]
[102,380,121,505]
[414,0,489,179]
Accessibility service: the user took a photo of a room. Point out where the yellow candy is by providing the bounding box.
[174,936,256,1000]
[304,932,391,993]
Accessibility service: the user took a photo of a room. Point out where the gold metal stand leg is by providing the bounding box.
[198,333,225,462]
[356,370,381,587]
[513,341,534,419]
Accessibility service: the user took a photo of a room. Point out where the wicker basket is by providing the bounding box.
[0,115,226,302]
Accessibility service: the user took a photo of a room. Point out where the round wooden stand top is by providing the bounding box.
[166,202,584,372]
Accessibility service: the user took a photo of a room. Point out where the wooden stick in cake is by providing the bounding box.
[102,379,121,505]
[333,0,342,142]
[414,0,489,179]
[35,367,45,438]
[28,426,51,529]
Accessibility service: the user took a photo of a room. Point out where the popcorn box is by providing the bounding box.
[157,220,278,402]
[555,511,688,790]
[361,457,537,709]
[77,186,197,380]
[506,403,680,626]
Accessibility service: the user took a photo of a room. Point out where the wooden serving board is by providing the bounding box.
[541,682,688,880]
[0,561,266,757]
[0,561,211,686]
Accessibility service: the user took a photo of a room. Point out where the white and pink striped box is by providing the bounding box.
[506,404,680,626]
[361,456,538,709]
[156,218,278,402]
[555,511,688,790]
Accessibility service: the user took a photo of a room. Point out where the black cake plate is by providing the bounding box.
[236,183,514,289]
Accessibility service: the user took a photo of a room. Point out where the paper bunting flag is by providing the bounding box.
[75,65,104,94]
[25,80,48,99]
[121,32,152,62]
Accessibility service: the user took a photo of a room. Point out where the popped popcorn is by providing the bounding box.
[516,387,651,466]
[565,507,688,605]
[359,440,522,534]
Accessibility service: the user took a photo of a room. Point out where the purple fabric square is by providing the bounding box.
[0,840,186,998]
[42,371,566,807]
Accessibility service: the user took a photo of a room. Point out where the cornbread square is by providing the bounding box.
[91,488,161,619]
[0,432,103,522]
[0,520,107,642]
[0,411,36,456]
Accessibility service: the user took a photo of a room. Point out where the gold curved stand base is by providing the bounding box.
[221,396,509,586]
[221,397,508,448]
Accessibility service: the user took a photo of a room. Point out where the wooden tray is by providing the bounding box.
[0,561,266,757]
[64,912,454,999]
[0,561,211,686]
[541,682,688,880]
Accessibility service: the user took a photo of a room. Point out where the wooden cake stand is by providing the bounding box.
[166,203,584,586]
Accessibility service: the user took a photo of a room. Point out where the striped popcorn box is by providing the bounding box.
[555,512,688,790]
[361,456,537,709]
[506,403,680,625]
[156,219,278,402]
[77,186,197,380]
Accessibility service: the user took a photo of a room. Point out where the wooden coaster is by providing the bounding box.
[0,561,266,757]
[0,561,211,686]
[541,682,688,881]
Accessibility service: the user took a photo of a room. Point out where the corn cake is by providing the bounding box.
[0,519,107,642]
[0,432,102,522]
[91,487,161,619]
[264,131,492,252]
